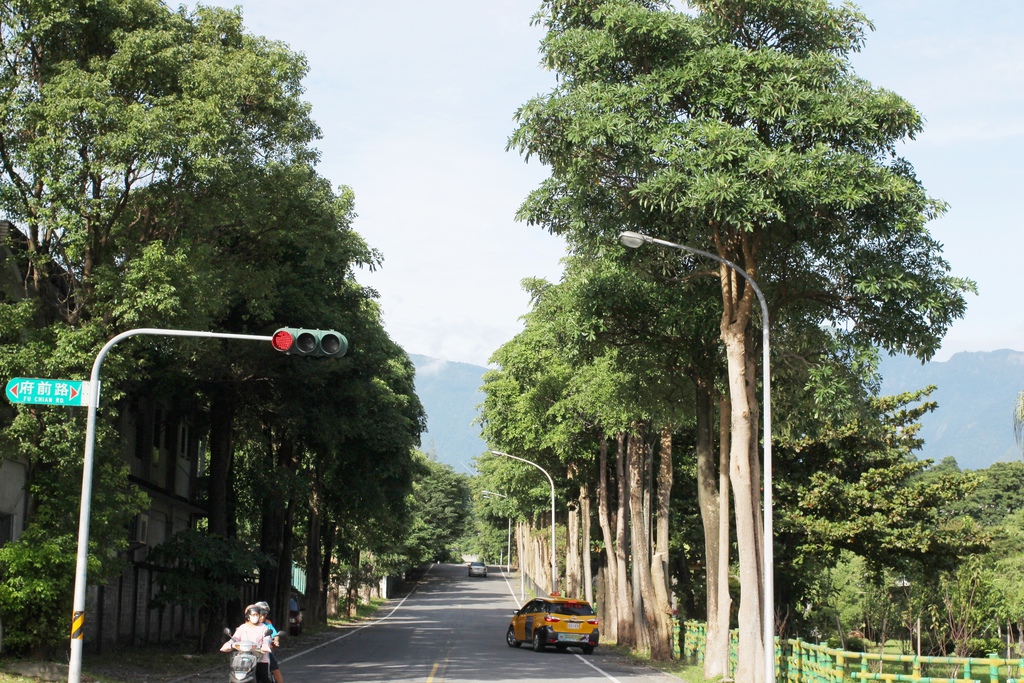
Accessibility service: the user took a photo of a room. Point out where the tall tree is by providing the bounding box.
[510,2,972,678]
[0,0,422,653]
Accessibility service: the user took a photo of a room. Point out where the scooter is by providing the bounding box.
[223,627,272,682]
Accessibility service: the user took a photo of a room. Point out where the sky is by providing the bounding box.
[200,0,1023,368]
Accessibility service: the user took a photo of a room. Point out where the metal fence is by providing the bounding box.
[682,621,1024,683]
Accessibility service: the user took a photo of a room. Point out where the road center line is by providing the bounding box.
[425,661,440,683]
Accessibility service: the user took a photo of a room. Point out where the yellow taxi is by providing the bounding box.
[505,594,600,654]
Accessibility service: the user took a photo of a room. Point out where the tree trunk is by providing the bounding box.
[347,548,360,617]
[697,378,730,678]
[722,269,765,683]
[595,435,619,642]
[650,425,674,659]
[261,436,294,629]
[615,432,635,646]
[565,465,581,598]
[540,529,551,593]
[306,469,323,629]
[581,483,593,604]
[274,494,295,631]
[321,520,335,617]
[630,432,667,658]
[206,388,234,537]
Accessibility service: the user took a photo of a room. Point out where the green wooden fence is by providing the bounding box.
[681,621,1024,682]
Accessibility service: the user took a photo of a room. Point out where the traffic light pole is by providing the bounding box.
[69,328,271,683]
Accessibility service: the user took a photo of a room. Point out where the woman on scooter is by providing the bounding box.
[221,604,274,683]
[254,601,284,683]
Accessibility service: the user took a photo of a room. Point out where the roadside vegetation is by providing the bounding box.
[0,0,1019,680]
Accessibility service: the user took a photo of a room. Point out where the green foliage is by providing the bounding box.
[827,635,867,653]
[147,530,267,613]
[0,526,82,654]
[930,555,999,657]
[513,0,974,367]
[989,509,1024,629]
[965,636,1004,658]
[404,454,471,565]
[955,461,1024,527]
[775,387,987,636]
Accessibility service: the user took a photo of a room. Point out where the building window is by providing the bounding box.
[152,407,164,464]
[0,512,13,547]
[178,421,190,459]
[133,405,146,460]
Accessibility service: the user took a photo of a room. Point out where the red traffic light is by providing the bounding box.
[271,329,295,352]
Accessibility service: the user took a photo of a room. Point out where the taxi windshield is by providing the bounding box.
[550,602,595,617]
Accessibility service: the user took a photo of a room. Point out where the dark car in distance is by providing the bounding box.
[288,597,303,636]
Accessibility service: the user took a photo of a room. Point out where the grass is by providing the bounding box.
[0,670,34,683]
[326,596,389,625]
[607,643,717,682]
[0,638,224,683]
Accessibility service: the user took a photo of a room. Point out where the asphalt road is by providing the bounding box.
[274,563,681,683]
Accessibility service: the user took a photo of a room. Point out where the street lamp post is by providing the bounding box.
[489,450,558,594]
[482,490,512,574]
[619,230,774,683]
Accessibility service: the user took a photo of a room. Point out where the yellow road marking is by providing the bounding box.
[426,661,440,682]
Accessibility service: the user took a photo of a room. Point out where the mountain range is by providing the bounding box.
[410,349,1024,474]
[409,354,490,474]
[878,349,1024,470]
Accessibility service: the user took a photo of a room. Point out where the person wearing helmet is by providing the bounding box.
[221,604,273,683]
[254,601,284,683]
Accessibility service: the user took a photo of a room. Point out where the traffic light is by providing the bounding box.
[271,328,348,357]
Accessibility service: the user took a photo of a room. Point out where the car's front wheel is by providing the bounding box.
[532,630,546,652]
[506,626,520,648]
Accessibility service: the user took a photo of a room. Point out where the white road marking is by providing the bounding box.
[278,563,436,663]
[574,652,625,682]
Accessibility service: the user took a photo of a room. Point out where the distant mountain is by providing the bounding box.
[409,354,489,473]
[879,349,1024,471]
[408,349,1024,476]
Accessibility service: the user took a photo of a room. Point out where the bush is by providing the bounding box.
[827,635,867,652]
[965,636,1004,657]
[0,533,77,655]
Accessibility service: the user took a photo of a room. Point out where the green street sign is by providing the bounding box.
[5,377,94,407]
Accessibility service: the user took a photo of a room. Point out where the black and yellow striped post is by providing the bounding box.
[71,611,85,641]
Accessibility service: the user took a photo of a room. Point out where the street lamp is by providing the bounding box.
[489,450,558,594]
[619,230,774,683]
[482,490,512,574]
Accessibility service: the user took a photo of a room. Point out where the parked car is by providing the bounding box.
[506,594,599,654]
[288,597,304,636]
[468,561,487,578]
